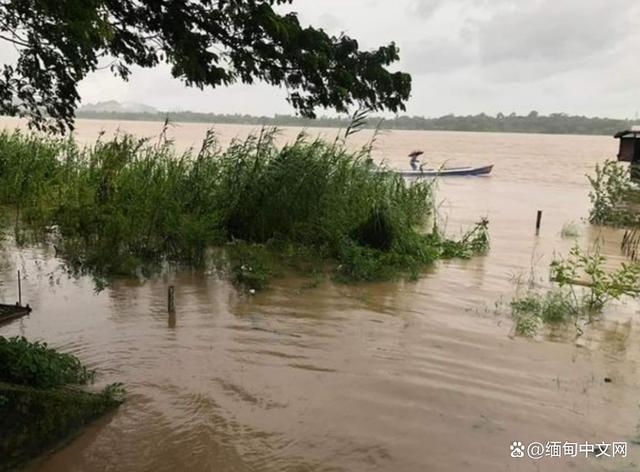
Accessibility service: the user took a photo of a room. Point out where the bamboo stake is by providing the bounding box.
[17,270,21,306]
[168,286,176,313]
[535,210,542,233]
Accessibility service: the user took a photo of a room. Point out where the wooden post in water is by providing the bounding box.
[17,270,22,306]
[535,210,542,233]
[168,286,176,313]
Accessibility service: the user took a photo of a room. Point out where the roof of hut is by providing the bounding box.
[614,127,640,139]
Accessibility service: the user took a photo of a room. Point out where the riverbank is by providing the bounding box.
[0,337,123,470]
[73,110,632,137]
[0,382,122,470]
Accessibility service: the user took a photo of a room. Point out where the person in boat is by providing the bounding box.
[409,150,424,171]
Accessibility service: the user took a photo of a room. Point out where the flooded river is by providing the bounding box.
[1,118,639,471]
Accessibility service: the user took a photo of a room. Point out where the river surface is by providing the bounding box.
[1,117,639,471]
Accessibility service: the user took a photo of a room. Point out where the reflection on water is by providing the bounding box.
[0,118,639,471]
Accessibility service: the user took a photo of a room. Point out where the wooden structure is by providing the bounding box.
[615,128,640,163]
[0,303,31,324]
[0,270,31,324]
[615,127,640,180]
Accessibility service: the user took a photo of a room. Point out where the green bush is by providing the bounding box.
[588,160,640,226]
[0,336,123,469]
[0,337,95,389]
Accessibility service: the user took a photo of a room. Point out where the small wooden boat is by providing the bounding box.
[398,164,493,177]
[0,303,32,325]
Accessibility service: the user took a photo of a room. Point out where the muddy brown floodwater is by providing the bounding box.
[1,118,640,471]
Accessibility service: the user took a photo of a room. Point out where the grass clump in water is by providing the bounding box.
[439,218,490,258]
[560,221,581,238]
[0,127,489,288]
[509,244,640,337]
[511,290,573,337]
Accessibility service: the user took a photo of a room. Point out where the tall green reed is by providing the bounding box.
[0,127,487,286]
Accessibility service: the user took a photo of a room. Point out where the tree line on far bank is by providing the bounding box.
[75,109,634,136]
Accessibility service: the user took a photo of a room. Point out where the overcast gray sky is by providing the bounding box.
[76,0,640,118]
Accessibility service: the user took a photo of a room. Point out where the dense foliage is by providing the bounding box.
[0,128,488,287]
[0,336,95,388]
[588,160,640,226]
[76,108,633,136]
[0,0,410,132]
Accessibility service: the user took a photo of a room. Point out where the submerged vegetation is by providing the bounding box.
[0,336,123,470]
[560,221,581,238]
[511,290,573,337]
[0,127,488,289]
[510,245,640,337]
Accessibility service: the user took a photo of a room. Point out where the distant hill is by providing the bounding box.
[75,103,635,136]
[79,100,159,114]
